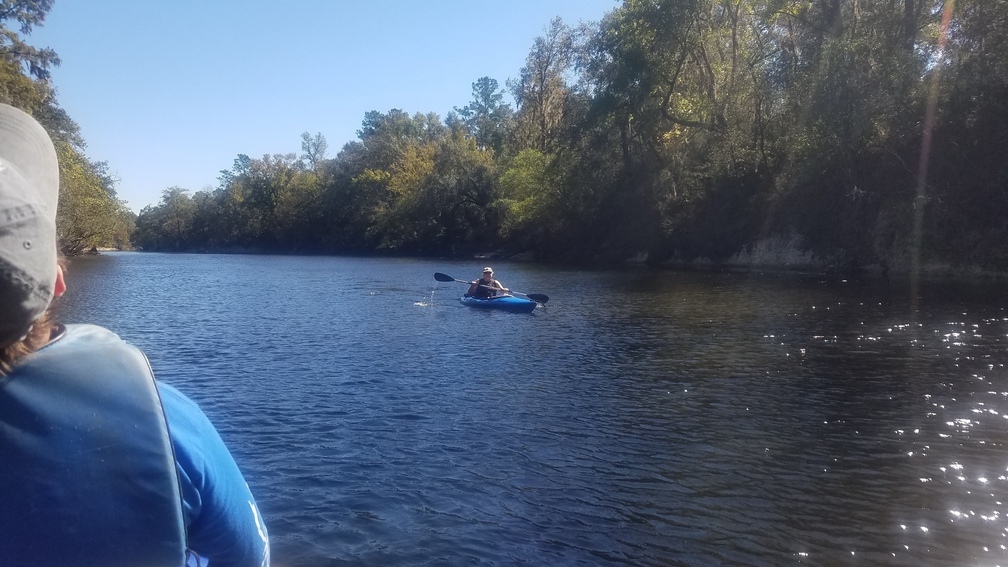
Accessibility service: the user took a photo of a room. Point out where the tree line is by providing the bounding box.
[0,1,133,256]
[6,1,1007,272]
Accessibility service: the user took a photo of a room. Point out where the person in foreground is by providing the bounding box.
[467,266,509,298]
[0,104,269,566]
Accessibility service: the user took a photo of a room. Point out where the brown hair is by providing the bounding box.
[0,256,65,377]
[0,309,56,376]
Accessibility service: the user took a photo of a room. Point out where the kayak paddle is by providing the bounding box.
[433,272,549,304]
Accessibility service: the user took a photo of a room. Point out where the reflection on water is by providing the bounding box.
[60,253,1007,565]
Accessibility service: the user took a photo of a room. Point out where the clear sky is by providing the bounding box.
[30,1,618,212]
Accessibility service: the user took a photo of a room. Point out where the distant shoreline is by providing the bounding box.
[79,247,1007,280]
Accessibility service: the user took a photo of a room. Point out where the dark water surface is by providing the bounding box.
[61,253,1007,566]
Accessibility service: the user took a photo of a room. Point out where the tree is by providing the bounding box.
[510,18,577,152]
[454,77,513,154]
[0,0,61,116]
[426,124,499,248]
[158,187,196,249]
[132,188,196,251]
[274,164,325,251]
[215,152,302,247]
[1,0,136,253]
[0,56,40,110]
[300,131,328,173]
[0,0,59,82]
[497,148,554,245]
[342,110,451,247]
[55,142,127,255]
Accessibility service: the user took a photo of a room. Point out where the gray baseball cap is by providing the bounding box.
[0,104,59,348]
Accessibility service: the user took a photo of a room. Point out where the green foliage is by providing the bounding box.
[0,1,58,126]
[454,77,514,155]
[497,149,553,242]
[509,18,578,153]
[0,0,132,254]
[55,142,130,254]
[34,0,1008,270]
[0,0,59,81]
[0,56,40,109]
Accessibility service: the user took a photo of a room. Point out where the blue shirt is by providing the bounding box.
[159,383,271,567]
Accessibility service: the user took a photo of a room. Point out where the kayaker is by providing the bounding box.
[0,104,270,567]
[467,266,509,298]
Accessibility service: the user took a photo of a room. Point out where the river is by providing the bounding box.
[59,252,1007,566]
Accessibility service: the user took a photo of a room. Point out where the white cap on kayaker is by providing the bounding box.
[483,267,493,274]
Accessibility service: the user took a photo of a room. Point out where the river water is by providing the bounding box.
[59,252,1006,566]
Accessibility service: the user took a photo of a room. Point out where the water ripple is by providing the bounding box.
[60,254,1008,565]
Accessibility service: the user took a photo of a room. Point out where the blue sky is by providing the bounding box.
[31,1,618,212]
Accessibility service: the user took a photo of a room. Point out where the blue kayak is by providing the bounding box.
[460,294,537,313]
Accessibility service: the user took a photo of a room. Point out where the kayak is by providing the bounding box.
[460,294,537,313]
[460,295,537,313]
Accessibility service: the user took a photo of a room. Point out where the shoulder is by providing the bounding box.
[41,324,149,363]
[157,383,271,565]
[23,324,152,383]
[155,383,230,473]
[157,383,210,429]
[52,323,128,347]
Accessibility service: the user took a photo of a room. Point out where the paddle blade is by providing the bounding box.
[434,272,458,282]
[527,293,549,304]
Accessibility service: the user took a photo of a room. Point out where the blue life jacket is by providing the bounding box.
[0,324,186,566]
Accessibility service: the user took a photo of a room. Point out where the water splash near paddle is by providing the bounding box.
[414,289,436,307]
